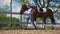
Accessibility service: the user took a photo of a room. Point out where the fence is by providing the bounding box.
[0,12,60,29]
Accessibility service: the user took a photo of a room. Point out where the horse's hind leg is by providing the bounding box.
[34,17,38,29]
[42,18,46,29]
[49,15,56,29]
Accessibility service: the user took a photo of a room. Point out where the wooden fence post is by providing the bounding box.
[20,14,22,29]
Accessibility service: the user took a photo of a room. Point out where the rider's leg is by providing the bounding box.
[30,14,37,29]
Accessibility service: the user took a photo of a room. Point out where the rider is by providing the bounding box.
[34,0,43,12]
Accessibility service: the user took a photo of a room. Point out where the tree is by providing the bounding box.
[46,0,52,7]
[20,0,30,4]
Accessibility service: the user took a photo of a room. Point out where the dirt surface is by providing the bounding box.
[0,30,60,34]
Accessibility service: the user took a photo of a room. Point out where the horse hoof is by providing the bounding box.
[41,28,45,30]
[35,28,37,29]
[25,28,27,30]
[52,28,54,30]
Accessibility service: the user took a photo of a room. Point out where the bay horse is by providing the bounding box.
[20,4,55,29]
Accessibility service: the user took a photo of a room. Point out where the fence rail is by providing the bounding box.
[0,12,60,29]
[0,22,60,25]
[0,12,60,25]
[0,12,20,14]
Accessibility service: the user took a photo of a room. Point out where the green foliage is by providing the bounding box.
[21,24,26,29]
[36,18,42,23]
[0,14,20,30]
[0,24,21,30]
[47,0,52,2]
[0,8,6,12]
[20,0,30,4]
[0,14,19,22]
[47,26,52,29]
[10,24,21,29]
[0,24,11,30]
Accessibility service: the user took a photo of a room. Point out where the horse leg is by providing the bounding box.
[34,17,37,27]
[42,18,46,29]
[49,15,55,30]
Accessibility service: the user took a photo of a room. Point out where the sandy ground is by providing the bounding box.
[0,30,60,34]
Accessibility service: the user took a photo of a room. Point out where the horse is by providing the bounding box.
[20,4,56,29]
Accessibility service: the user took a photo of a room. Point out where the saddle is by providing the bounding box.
[39,8,43,12]
[37,7,46,13]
